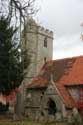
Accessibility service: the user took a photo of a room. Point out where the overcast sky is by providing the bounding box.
[35,0,83,59]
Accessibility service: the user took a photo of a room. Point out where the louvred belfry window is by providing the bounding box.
[44,37,47,47]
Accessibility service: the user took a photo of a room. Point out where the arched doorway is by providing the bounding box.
[47,98,57,115]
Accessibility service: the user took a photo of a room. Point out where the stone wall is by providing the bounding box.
[36,27,53,74]
[67,86,80,103]
[24,83,64,121]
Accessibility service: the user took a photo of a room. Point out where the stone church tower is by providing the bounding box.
[22,18,53,84]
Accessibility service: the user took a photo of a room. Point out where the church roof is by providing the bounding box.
[56,56,83,85]
[28,55,83,108]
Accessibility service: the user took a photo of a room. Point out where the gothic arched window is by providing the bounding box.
[44,37,47,47]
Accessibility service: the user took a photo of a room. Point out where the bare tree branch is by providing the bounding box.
[0,0,38,24]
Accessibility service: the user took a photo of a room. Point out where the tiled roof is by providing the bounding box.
[56,83,77,108]
[56,56,83,85]
[0,88,18,105]
[27,56,83,108]
[28,76,48,88]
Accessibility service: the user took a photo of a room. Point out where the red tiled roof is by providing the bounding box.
[3,88,18,105]
[56,83,77,108]
[57,56,83,85]
[27,56,83,108]
[28,76,48,88]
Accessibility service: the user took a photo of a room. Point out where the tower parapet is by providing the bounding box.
[38,26,53,39]
[25,18,53,38]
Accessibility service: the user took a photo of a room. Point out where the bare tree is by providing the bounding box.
[0,0,38,24]
[0,0,39,61]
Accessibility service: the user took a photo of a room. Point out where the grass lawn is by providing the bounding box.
[0,120,82,125]
[0,121,46,125]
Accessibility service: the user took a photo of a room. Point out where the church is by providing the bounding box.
[25,56,83,120]
[22,18,83,121]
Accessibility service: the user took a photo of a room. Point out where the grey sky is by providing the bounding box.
[35,0,83,59]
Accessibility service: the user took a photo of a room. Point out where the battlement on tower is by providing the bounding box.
[38,26,53,38]
[25,18,53,38]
